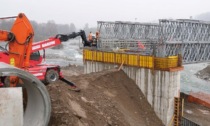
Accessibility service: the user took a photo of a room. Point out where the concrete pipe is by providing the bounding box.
[0,62,51,126]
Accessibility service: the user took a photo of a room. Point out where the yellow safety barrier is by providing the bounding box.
[83,49,180,70]
[139,55,154,68]
[122,54,128,65]
[92,51,97,61]
[103,52,115,63]
[128,54,138,66]
[115,53,122,64]
[154,56,178,69]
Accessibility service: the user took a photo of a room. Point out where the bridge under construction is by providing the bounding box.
[97,19,210,64]
[83,18,210,126]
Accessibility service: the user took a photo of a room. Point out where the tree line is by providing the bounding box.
[0,19,96,42]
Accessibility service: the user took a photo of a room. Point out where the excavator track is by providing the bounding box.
[0,62,51,126]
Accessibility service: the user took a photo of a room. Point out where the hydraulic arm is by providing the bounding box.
[0,13,34,68]
[0,14,81,90]
[32,30,90,52]
[56,30,89,43]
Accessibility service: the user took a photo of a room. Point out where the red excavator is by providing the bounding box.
[0,13,91,90]
[0,13,34,87]
[27,30,90,86]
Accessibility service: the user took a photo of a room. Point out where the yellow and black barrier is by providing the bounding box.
[83,49,182,71]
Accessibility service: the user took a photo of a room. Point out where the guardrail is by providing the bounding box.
[83,49,182,71]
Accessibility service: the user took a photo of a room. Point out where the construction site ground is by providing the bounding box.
[181,93,210,126]
[47,65,210,126]
[47,65,163,126]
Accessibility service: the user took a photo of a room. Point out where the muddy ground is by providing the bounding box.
[47,65,210,126]
[47,66,163,126]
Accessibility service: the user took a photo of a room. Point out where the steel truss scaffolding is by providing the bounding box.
[97,19,210,64]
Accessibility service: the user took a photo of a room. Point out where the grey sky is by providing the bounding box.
[0,0,210,28]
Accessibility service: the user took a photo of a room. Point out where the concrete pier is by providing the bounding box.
[84,61,180,125]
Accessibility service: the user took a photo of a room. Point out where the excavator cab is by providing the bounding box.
[29,51,43,67]
[79,31,99,48]
[30,51,41,61]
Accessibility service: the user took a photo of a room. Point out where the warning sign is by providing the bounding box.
[10,58,15,66]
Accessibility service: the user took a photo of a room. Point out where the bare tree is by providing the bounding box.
[69,23,76,33]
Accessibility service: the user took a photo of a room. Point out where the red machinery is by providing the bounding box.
[0,13,34,87]
[0,13,91,90]
[27,30,89,86]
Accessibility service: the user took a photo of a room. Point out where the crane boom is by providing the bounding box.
[31,30,90,52]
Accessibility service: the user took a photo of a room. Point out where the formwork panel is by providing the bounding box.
[83,49,88,60]
[103,52,114,63]
[92,51,97,61]
[83,49,180,70]
[122,54,129,65]
[128,54,138,66]
[115,53,122,64]
[87,50,93,60]
[139,55,154,68]
[155,56,178,69]
[97,51,103,61]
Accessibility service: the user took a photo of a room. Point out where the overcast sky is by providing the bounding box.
[0,0,210,28]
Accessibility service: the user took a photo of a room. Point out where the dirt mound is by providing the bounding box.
[47,69,163,126]
[195,65,210,81]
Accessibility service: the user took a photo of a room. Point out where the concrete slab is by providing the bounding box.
[0,87,23,126]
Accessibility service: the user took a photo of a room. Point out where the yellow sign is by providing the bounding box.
[10,58,15,66]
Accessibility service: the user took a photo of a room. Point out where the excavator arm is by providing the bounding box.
[0,13,34,87]
[55,30,89,44]
[31,30,90,52]
[0,13,34,68]
[0,14,51,125]
[0,30,14,42]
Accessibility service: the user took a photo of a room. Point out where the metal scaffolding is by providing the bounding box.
[97,19,210,64]
[159,19,210,63]
[159,19,210,42]
[97,21,158,50]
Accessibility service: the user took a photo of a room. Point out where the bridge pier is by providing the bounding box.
[84,61,180,125]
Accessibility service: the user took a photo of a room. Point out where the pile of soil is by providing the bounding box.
[195,65,210,81]
[47,68,163,126]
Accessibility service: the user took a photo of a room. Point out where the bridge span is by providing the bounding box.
[97,19,210,64]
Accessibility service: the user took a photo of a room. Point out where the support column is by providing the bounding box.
[84,61,181,125]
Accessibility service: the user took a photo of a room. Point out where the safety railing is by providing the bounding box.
[83,49,182,71]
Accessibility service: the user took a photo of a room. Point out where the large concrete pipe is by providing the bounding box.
[0,62,51,126]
